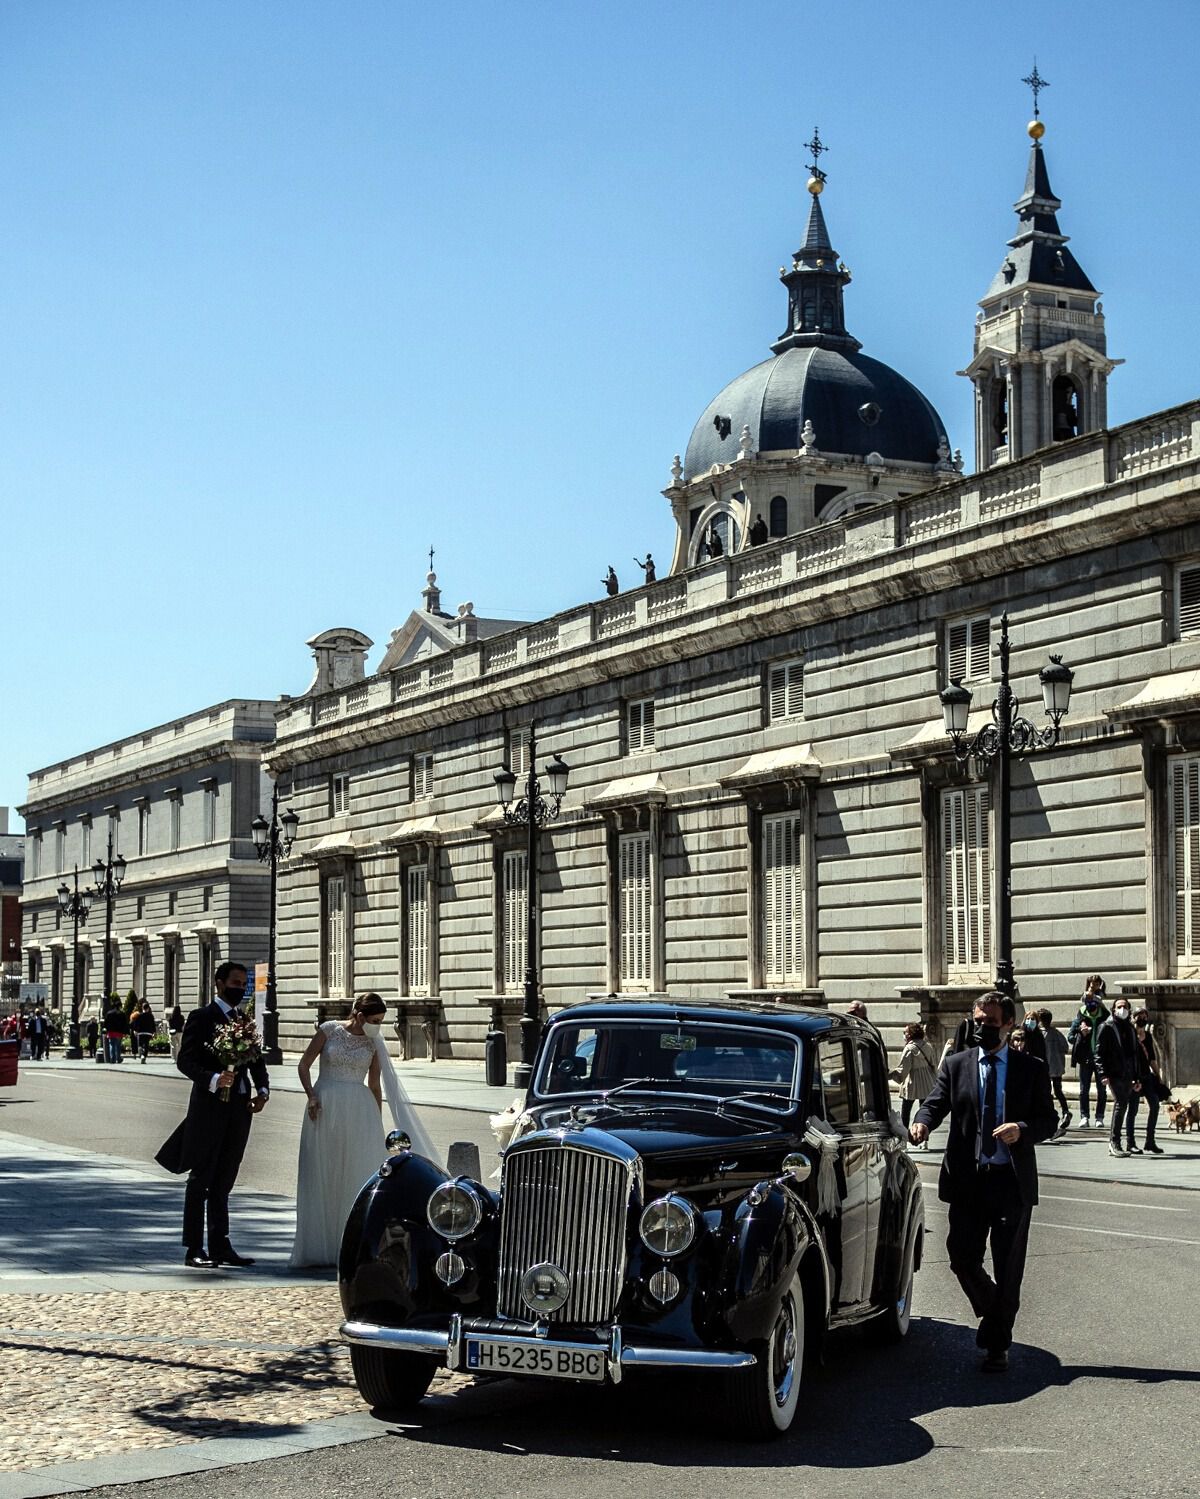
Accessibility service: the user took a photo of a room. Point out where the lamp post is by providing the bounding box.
[91,834,127,1019]
[251,785,300,1067]
[938,612,1074,1000]
[56,868,93,1059]
[493,725,570,1088]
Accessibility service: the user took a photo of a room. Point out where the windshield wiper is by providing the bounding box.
[717,1091,802,1113]
[599,1077,666,1100]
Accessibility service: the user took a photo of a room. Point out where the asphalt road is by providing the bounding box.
[0,1060,501,1193]
[6,1067,1199,1498]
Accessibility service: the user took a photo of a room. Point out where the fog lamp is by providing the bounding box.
[436,1251,466,1286]
[649,1268,680,1304]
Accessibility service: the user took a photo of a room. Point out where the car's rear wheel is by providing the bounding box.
[725,1279,803,1440]
[350,1344,437,1410]
[874,1226,920,1343]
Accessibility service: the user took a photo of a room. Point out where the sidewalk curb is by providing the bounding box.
[0,1410,389,1499]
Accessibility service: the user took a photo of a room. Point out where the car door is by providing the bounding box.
[855,1036,891,1306]
[816,1035,870,1308]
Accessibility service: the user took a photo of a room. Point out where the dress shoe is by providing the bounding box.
[1108,1142,1128,1157]
[1126,1143,1144,1155]
[184,1251,216,1269]
[981,1349,1009,1374]
[214,1246,256,1267]
[1145,1143,1165,1154]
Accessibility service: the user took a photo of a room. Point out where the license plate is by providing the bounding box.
[465,1337,606,1382]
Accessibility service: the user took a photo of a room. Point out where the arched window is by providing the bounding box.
[1051,376,1081,442]
[993,383,1009,447]
[769,495,788,538]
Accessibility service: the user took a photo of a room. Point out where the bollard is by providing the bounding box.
[484,1024,506,1088]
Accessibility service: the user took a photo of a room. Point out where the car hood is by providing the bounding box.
[520,1101,801,1205]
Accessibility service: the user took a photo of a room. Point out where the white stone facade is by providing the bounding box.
[270,403,1200,1082]
[19,701,277,1018]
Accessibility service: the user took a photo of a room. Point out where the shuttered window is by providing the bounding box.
[413,754,434,798]
[502,849,528,992]
[945,616,991,683]
[324,874,346,994]
[407,865,430,994]
[618,832,652,989]
[767,660,804,723]
[509,733,529,779]
[942,786,992,975]
[627,698,655,754]
[762,812,805,985]
[1170,757,1200,960]
[330,773,350,816]
[1177,565,1200,639]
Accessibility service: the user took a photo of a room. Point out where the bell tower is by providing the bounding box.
[960,66,1120,471]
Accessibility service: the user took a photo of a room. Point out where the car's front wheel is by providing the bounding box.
[350,1344,437,1410]
[725,1278,803,1439]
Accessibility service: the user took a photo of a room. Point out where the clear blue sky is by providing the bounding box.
[3,0,1198,821]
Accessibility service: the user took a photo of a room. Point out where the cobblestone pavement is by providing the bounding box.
[0,1284,467,1475]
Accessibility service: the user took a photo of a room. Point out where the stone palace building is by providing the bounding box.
[252,116,1200,1083]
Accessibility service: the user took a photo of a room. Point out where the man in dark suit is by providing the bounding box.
[155,962,269,1269]
[28,1007,51,1060]
[910,990,1057,1372]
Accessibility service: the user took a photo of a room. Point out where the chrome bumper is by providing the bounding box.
[341,1315,757,1382]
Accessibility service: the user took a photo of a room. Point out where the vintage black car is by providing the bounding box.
[339,999,924,1438]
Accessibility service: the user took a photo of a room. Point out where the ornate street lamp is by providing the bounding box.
[91,836,127,1058]
[494,725,570,1087]
[938,612,1074,999]
[56,868,93,1059]
[251,785,300,1066]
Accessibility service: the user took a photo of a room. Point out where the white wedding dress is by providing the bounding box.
[288,1021,437,1268]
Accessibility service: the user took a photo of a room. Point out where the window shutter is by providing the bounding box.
[1171,758,1200,960]
[942,786,991,975]
[768,662,802,723]
[619,833,651,987]
[968,618,991,680]
[763,813,804,984]
[407,865,429,993]
[502,850,528,990]
[946,622,968,683]
[414,755,433,798]
[628,700,656,753]
[326,875,346,993]
[1179,567,1200,639]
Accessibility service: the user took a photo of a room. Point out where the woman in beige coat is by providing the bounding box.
[896,1022,938,1141]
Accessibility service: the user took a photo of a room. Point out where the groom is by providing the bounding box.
[155,962,270,1269]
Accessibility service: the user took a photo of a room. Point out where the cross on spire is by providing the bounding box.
[1022,60,1049,118]
[804,126,828,185]
[428,544,435,572]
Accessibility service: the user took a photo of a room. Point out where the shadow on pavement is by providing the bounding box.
[0,1156,296,1273]
[371,1316,1200,1469]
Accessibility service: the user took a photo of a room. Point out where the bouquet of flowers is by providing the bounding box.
[210,1014,264,1103]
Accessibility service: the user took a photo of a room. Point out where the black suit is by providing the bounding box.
[914,1044,1057,1354]
[155,1001,269,1256]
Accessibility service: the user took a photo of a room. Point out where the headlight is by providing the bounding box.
[426,1181,484,1241]
[639,1194,697,1257]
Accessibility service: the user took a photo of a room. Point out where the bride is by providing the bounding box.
[289,993,438,1268]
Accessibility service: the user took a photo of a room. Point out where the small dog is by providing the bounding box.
[1167,1100,1189,1134]
[1188,1099,1200,1131]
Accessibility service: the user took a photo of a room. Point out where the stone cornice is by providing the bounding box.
[20,741,267,819]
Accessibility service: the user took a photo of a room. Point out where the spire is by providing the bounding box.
[771,128,861,355]
[984,67,1095,299]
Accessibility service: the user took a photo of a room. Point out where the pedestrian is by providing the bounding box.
[894,1023,937,1140]
[103,997,128,1064]
[1009,1026,1026,1053]
[133,1001,156,1062]
[168,1003,185,1063]
[28,1006,51,1061]
[1067,976,1109,1129]
[154,962,270,1269]
[1018,1011,1046,1065]
[909,991,1057,1373]
[1126,1009,1167,1156]
[85,1016,99,1059]
[1095,995,1141,1158]
[1038,1009,1072,1134]
[846,1001,868,1021]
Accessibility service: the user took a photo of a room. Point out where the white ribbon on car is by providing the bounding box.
[488,1095,536,1179]
[802,1116,842,1217]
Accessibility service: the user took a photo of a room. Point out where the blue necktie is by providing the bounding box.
[981,1054,998,1159]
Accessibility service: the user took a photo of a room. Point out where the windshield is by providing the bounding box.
[534,1020,802,1114]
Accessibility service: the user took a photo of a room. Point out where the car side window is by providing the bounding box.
[856,1039,888,1123]
[817,1039,859,1126]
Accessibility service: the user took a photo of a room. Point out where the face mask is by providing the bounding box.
[1115,1007,1131,1021]
[362,1021,383,1037]
[222,986,246,1006]
[1024,1017,1038,1031]
[973,1020,1003,1052]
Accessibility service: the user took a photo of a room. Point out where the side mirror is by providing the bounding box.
[385,1129,411,1155]
[780,1152,812,1185]
[447,1140,482,1179]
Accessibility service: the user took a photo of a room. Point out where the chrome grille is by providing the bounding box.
[497,1144,631,1324]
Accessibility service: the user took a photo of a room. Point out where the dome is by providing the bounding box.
[684,344,948,478]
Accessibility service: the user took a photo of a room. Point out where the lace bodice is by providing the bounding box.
[317,1021,375,1086]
